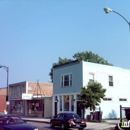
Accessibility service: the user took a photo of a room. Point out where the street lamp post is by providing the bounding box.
[103,7,130,34]
[0,65,9,113]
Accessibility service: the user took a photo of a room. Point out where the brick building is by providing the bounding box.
[0,88,7,114]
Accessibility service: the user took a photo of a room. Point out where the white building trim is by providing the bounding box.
[52,93,81,117]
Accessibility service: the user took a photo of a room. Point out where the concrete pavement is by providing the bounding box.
[22,117,50,124]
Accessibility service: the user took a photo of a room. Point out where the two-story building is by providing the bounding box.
[52,60,130,119]
[9,81,53,118]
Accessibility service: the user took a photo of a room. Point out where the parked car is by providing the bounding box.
[50,113,87,130]
[0,114,38,130]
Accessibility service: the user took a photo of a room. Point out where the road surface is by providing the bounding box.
[27,120,118,130]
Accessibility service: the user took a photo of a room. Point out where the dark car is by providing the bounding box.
[50,113,87,130]
[0,114,38,130]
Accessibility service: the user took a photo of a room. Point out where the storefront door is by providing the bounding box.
[55,102,57,116]
[77,101,82,117]
[42,103,44,117]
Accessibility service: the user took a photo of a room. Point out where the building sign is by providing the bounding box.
[10,97,21,100]
[22,93,33,100]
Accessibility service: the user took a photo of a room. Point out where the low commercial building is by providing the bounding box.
[9,81,53,118]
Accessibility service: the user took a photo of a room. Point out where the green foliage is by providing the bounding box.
[49,51,113,82]
[73,51,113,65]
[79,81,106,111]
[104,109,117,119]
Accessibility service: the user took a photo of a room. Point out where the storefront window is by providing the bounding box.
[22,85,25,93]
[10,100,24,114]
[27,100,42,114]
[20,86,22,95]
[59,96,62,111]
[64,95,69,111]
[71,95,74,111]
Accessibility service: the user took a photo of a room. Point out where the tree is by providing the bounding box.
[79,81,106,120]
[49,51,113,82]
[73,51,113,65]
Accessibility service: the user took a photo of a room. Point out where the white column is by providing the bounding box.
[52,96,55,117]
[69,95,72,112]
[24,100,27,116]
[62,95,64,112]
[26,82,28,93]
[74,94,77,114]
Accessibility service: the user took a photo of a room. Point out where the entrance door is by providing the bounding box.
[42,100,44,117]
[42,102,44,117]
[55,102,57,116]
[77,101,82,117]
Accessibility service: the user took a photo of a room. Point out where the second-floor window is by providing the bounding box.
[61,74,72,87]
[119,98,127,101]
[103,98,112,101]
[109,76,113,86]
[89,73,94,83]
[22,85,25,93]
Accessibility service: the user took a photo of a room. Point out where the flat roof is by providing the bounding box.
[53,60,80,69]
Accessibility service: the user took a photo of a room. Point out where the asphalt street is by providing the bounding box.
[27,121,81,130]
[27,120,118,130]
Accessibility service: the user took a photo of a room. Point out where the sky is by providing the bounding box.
[0,0,130,88]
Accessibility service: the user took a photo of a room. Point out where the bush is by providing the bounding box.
[104,109,117,119]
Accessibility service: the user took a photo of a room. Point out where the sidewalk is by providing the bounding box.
[21,116,50,124]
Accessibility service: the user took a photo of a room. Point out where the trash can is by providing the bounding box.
[125,108,130,120]
[99,111,103,122]
[87,115,90,121]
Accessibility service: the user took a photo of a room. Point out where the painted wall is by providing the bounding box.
[82,61,130,118]
[44,98,52,118]
[9,82,26,100]
[0,95,6,114]
[53,62,83,94]
[53,60,130,118]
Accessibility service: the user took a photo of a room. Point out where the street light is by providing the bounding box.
[103,7,130,34]
[0,65,9,113]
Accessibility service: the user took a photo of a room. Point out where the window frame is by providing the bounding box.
[119,98,127,101]
[61,73,72,87]
[89,73,95,83]
[63,95,69,111]
[108,75,113,86]
[103,98,112,101]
